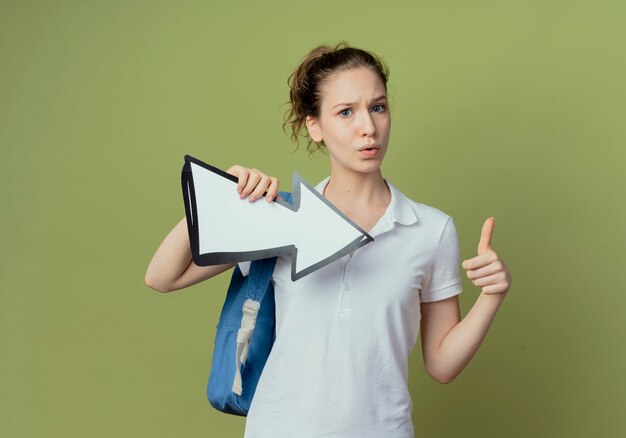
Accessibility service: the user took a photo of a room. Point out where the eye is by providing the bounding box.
[372,104,386,113]
[339,108,352,117]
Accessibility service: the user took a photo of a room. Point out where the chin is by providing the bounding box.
[355,161,384,174]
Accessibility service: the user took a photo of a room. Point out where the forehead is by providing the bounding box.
[319,67,386,105]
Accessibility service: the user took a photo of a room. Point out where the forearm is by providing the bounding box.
[431,291,507,383]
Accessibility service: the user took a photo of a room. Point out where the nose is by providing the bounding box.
[359,111,376,137]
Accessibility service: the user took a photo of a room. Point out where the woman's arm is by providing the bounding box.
[144,165,280,292]
[420,217,511,383]
[144,217,236,292]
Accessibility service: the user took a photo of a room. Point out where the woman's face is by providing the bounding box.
[306,67,391,176]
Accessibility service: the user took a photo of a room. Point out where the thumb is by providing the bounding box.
[477,217,495,255]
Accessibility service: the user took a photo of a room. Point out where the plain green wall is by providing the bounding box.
[1,1,625,437]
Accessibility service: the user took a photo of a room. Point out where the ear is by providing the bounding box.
[305,115,323,143]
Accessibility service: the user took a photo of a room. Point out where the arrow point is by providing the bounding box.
[287,175,372,279]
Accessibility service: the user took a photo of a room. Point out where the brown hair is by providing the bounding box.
[283,42,390,154]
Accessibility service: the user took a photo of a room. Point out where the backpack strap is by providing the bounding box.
[232,191,291,395]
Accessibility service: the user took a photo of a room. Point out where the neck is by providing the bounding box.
[323,166,389,209]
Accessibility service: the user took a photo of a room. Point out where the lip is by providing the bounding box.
[358,144,381,158]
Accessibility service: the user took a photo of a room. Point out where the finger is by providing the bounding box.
[226,165,244,193]
[248,174,271,202]
[478,217,495,255]
[465,260,503,280]
[265,177,280,203]
[470,273,505,288]
[462,251,498,270]
[481,283,510,295]
[241,171,262,199]
[233,167,249,196]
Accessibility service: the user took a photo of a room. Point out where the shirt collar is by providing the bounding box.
[314,177,418,228]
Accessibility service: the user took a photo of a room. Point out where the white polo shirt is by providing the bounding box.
[241,177,462,438]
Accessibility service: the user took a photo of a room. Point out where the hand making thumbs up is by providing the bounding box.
[461,217,511,295]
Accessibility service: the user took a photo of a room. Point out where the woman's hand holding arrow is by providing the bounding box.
[226,165,280,203]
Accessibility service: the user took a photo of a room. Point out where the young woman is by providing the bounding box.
[145,43,511,438]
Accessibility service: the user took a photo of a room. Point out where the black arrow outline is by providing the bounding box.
[181,155,373,281]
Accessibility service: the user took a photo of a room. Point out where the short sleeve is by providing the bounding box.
[420,216,463,303]
[238,261,251,277]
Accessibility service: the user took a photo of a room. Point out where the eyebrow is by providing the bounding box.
[332,95,387,109]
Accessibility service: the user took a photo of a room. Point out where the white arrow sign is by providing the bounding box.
[181,155,373,281]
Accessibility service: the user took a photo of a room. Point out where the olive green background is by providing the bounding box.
[1,1,624,437]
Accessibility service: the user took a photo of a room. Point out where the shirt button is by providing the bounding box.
[345,284,351,291]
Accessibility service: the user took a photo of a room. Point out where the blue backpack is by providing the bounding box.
[207,192,291,416]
